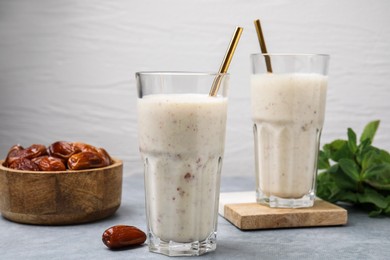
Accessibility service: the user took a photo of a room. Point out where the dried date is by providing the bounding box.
[102,225,146,249]
[48,141,79,161]
[67,151,106,170]
[5,144,46,166]
[4,144,24,166]
[72,142,99,153]
[97,148,113,166]
[8,158,40,171]
[20,144,48,160]
[31,156,66,171]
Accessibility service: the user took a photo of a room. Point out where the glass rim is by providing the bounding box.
[135,71,230,77]
[250,53,330,58]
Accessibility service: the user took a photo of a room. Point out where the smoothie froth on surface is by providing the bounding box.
[138,94,227,155]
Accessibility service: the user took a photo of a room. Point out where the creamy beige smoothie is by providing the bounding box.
[137,94,227,243]
[251,73,327,201]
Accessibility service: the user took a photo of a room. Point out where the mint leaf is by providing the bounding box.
[379,149,390,163]
[361,148,380,172]
[361,148,390,172]
[347,128,357,153]
[318,150,330,170]
[363,163,390,190]
[339,158,360,183]
[360,120,380,144]
[323,140,354,162]
[368,208,383,217]
[328,164,356,191]
[337,191,358,204]
[356,138,372,165]
[317,171,341,202]
[357,188,388,209]
[317,120,390,217]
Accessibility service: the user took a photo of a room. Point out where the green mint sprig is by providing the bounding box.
[317,120,390,217]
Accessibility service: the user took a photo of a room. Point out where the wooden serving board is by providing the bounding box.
[219,191,348,230]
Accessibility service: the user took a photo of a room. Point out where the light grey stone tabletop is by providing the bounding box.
[1,174,389,260]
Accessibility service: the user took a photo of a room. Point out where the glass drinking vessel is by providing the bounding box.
[250,54,329,208]
[136,72,229,256]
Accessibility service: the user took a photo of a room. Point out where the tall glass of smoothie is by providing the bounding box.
[250,54,329,208]
[136,72,229,256]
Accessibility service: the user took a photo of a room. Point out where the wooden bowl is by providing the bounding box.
[0,159,123,225]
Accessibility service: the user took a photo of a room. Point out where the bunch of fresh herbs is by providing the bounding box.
[317,120,390,217]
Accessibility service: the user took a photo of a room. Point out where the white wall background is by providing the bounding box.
[1,0,389,176]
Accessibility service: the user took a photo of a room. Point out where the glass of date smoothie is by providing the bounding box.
[136,72,229,256]
[250,54,329,208]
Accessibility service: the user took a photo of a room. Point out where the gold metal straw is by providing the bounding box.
[209,26,243,96]
[254,19,272,73]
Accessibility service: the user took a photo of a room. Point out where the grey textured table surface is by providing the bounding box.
[1,174,389,260]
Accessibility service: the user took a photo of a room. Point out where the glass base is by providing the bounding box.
[256,190,315,208]
[147,231,217,256]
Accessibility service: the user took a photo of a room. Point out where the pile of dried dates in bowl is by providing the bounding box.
[3,141,113,171]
